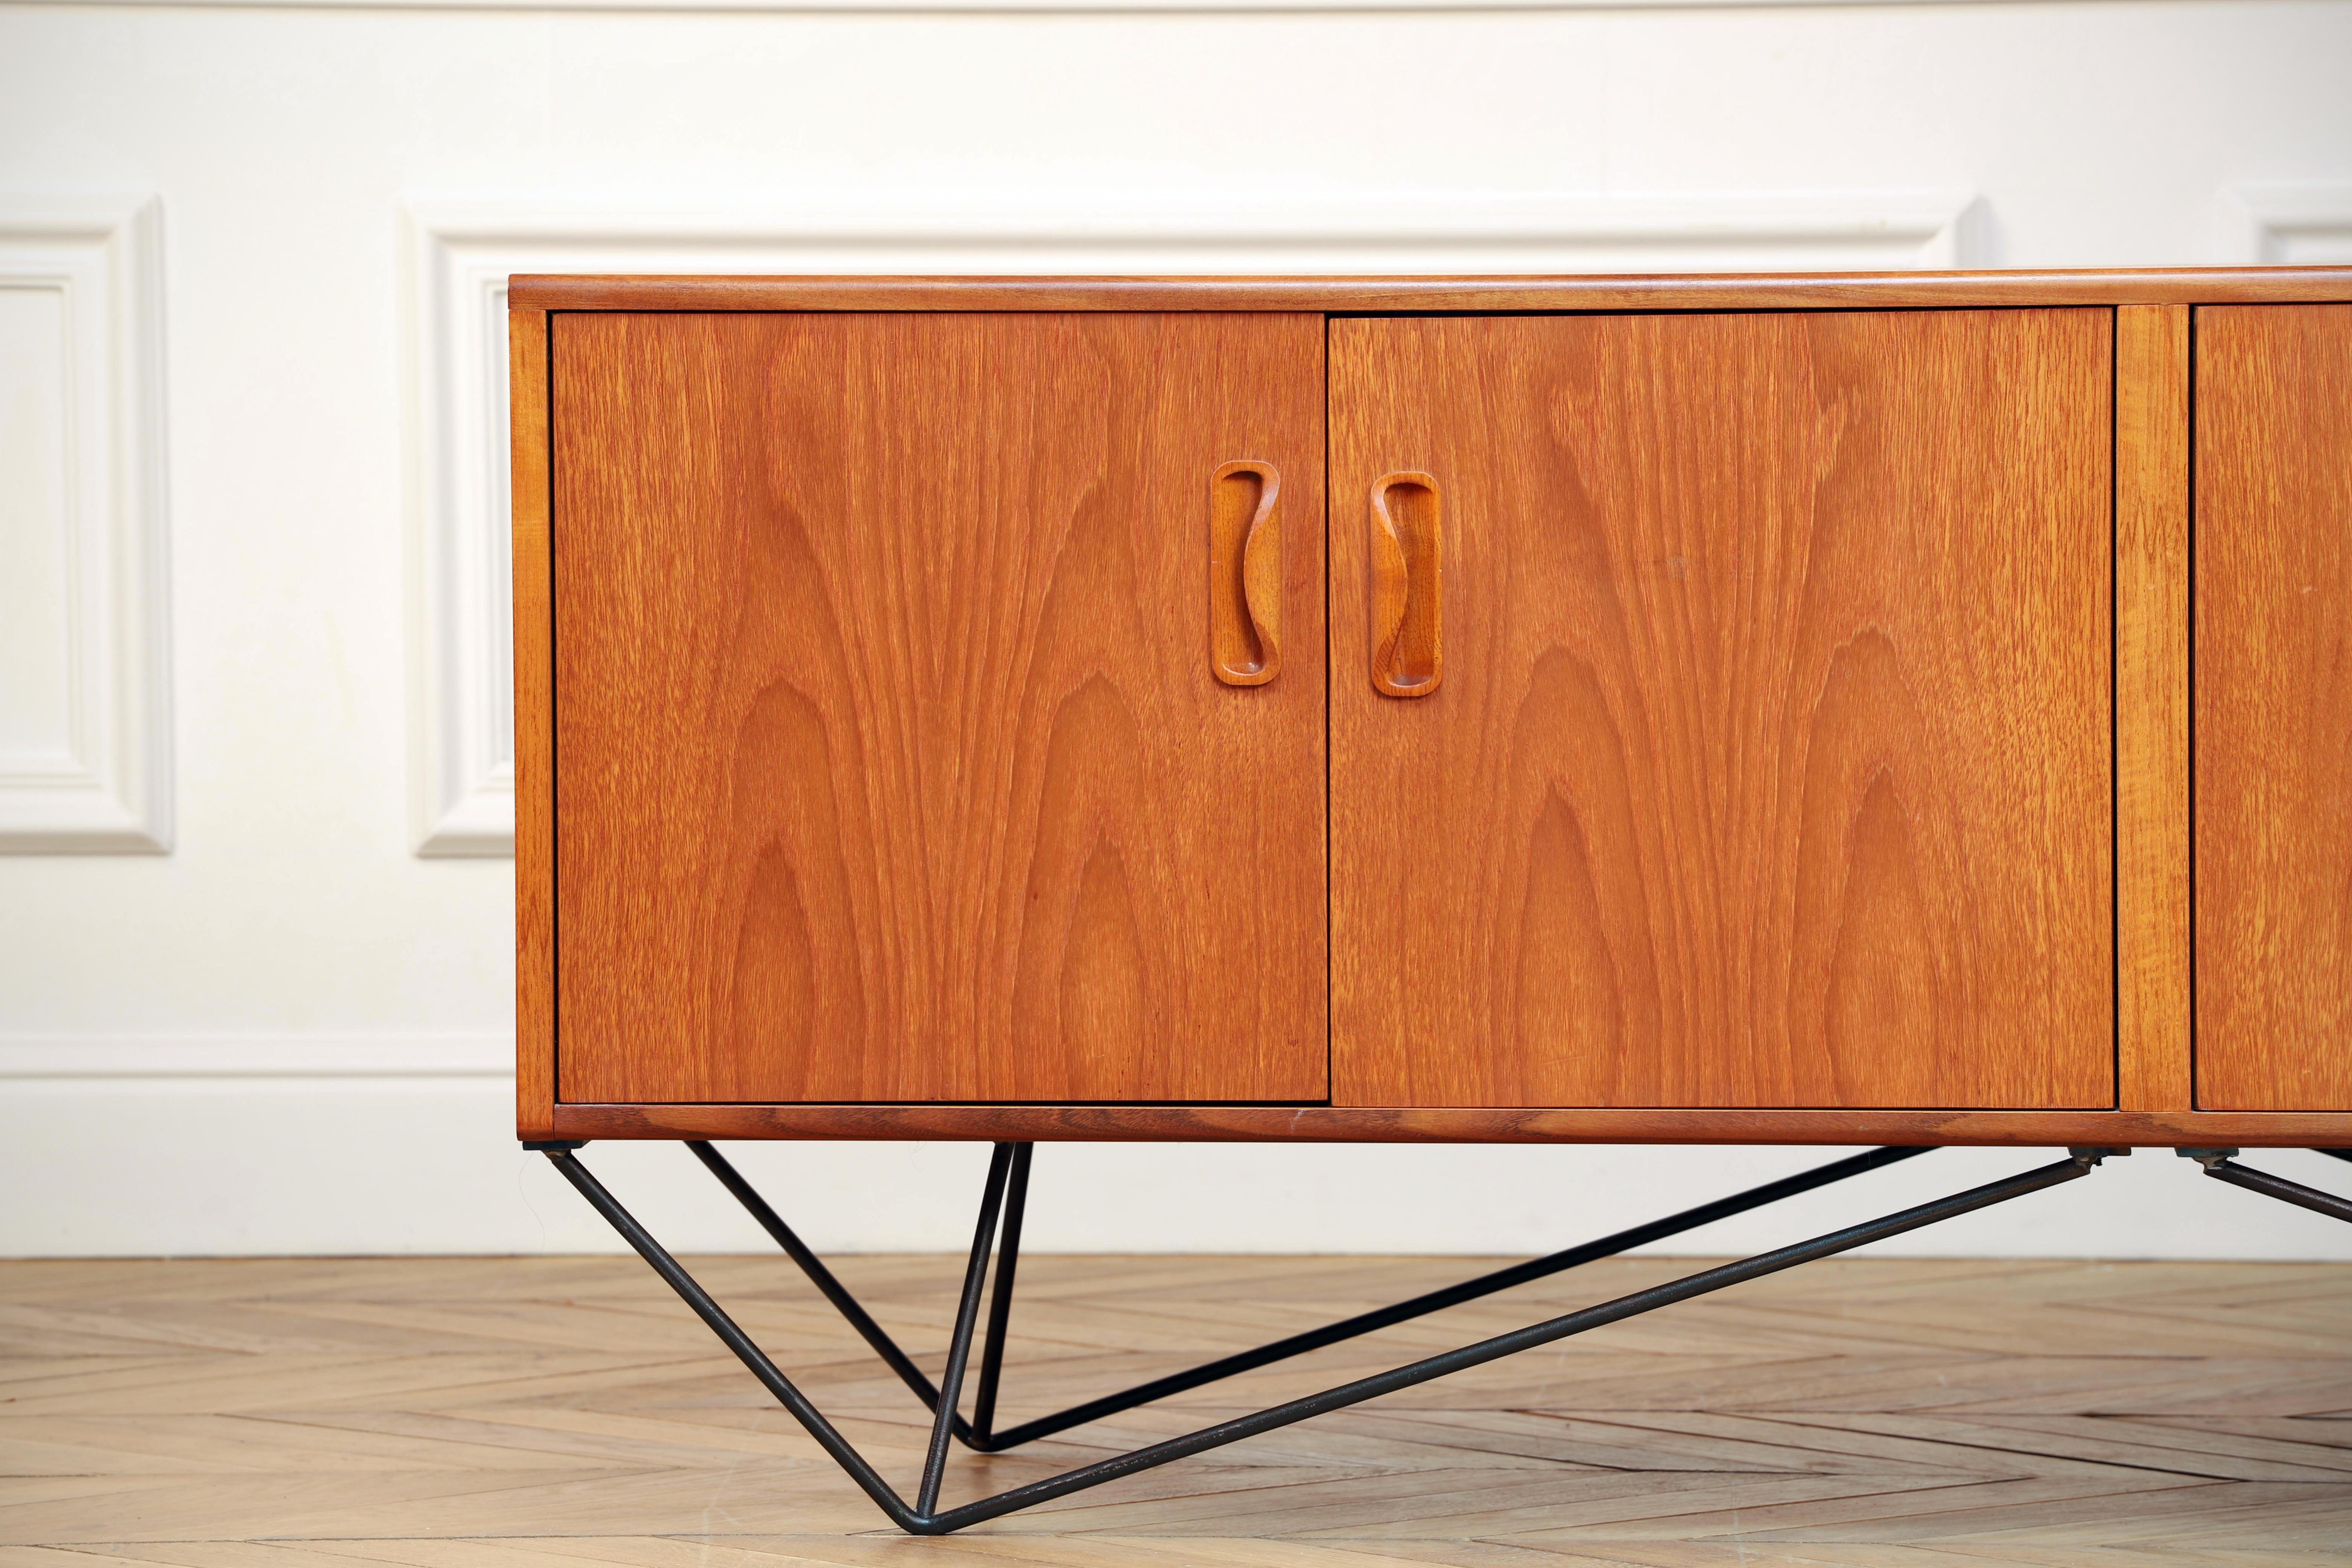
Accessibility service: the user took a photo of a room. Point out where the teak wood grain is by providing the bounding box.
[1329,310,2114,1110]
[2115,305,2194,1113]
[551,311,1327,1104]
[510,305,556,1141]
[2195,303,2352,1112]
[518,268,2352,1144]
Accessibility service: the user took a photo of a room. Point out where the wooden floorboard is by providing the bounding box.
[1,1254,2347,1563]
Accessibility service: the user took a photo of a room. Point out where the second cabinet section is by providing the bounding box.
[1329,309,2117,1109]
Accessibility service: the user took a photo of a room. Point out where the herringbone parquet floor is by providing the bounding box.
[2,1251,2349,1565]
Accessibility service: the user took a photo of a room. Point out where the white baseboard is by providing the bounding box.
[7,1063,2352,1260]
[0,1032,507,1078]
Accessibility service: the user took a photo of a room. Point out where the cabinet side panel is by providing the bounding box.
[1331,310,2114,1109]
[2196,304,2352,1110]
[511,306,556,1139]
[2116,305,2193,1112]
[553,312,1327,1104]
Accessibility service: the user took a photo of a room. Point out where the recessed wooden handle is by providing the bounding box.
[1370,471,1442,697]
[1210,460,1281,686]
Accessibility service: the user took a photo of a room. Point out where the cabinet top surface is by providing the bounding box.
[508,266,2352,314]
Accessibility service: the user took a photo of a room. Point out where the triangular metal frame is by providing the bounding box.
[535,1141,2114,1536]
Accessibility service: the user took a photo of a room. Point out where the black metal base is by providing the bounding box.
[539,1140,2119,1535]
[2180,1147,2352,1223]
[688,1137,1941,1452]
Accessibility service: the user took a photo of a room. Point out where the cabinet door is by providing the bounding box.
[553,312,1326,1104]
[2196,303,2352,1111]
[1329,310,2113,1109]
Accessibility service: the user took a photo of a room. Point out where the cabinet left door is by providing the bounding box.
[545,311,1328,1104]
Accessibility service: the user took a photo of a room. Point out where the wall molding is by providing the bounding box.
[2226,182,2352,266]
[403,190,1981,856]
[0,194,172,853]
[0,1032,510,1078]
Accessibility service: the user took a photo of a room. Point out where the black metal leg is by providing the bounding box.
[917,1144,1012,1514]
[693,1138,1936,1451]
[541,1145,927,1531]
[685,1139,966,1430]
[686,1138,1012,1449]
[2181,1148,2352,1223]
[970,1142,1031,1444]
[540,1141,2112,1535]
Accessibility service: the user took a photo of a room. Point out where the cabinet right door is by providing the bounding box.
[1329,310,2115,1109]
[2195,303,2352,1110]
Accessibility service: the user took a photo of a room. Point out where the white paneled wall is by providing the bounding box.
[0,194,170,853]
[3,0,2352,1257]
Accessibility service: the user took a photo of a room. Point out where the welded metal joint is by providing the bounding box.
[2177,1145,2352,1224]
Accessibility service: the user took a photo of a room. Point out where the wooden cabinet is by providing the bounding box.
[512,268,2352,1148]
[1329,310,2113,1109]
[2195,303,2352,1112]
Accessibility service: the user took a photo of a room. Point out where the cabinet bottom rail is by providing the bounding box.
[532,1139,2118,1536]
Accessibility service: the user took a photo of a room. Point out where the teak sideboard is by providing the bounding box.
[511,269,2352,1534]
[513,268,2352,1150]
